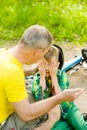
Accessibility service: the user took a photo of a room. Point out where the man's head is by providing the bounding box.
[20,25,53,49]
[18,25,53,64]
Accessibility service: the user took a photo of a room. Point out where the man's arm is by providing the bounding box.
[34,105,61,130]
[23,64,38,76]
[11,88,83,122]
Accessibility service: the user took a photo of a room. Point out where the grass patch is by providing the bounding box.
[0,0,87,45]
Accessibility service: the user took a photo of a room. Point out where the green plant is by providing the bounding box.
[0,0,87,45]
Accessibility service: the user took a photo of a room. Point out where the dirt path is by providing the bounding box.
[60,43,87,113]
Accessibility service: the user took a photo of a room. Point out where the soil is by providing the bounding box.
[60,43,87,113]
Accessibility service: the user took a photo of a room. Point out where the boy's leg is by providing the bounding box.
[67,104,87,130]
[83,113,87,121]
[51,118,73,130]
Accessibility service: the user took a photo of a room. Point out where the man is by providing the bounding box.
[0,25,83,130]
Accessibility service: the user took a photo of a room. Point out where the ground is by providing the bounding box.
[60,43,87,113]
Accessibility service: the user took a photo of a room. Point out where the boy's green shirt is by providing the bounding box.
[32,70,69,100]
[31,70,73,119]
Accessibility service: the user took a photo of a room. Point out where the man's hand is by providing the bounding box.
[62,88,84,102]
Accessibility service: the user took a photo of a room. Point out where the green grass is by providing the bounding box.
[0,0,87,45]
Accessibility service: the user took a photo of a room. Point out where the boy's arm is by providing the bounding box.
[49,62,61,94]
[51,75,61,94]
[38,59,46,90]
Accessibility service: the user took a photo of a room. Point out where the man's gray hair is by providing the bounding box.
[20,25,53,49]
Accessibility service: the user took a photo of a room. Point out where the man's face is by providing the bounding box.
[33,45,52,63]
[25,45,52,65]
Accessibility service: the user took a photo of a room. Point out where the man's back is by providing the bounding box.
[0,48,28,123]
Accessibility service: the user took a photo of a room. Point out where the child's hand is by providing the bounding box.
[38,59,46,77]
[48,60,59,77]
[38,59,48,90]
[48,61,61,95]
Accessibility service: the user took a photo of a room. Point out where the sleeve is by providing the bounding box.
[3,66,28,102]
[58,71,73,119]
[58,71,69,90]
[32,73,42,101]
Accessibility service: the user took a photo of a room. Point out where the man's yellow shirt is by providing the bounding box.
[0,48,28,123]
